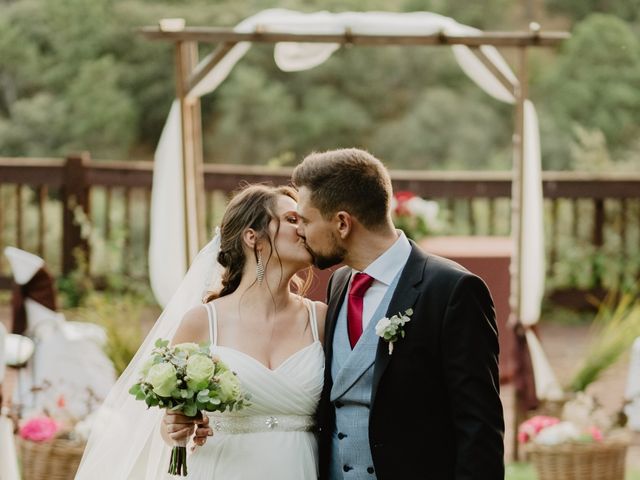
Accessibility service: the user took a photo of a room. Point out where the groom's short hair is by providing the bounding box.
[292,148,392,229]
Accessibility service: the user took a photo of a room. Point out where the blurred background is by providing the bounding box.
[1,1,640,478]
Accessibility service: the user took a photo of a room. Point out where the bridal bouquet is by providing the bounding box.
[129,339,249,476]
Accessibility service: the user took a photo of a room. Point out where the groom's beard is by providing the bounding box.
[304,236,346,270]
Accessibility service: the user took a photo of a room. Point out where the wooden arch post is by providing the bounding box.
[175,34,206,265]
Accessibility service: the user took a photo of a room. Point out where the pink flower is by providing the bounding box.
[586,426,603,442]
[19,416,60,442]
[517,415,561,444]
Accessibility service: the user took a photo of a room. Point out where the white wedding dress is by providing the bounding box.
[186,299,324,479]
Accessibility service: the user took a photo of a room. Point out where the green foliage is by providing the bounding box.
[0,0,139,157]
[372,88,511,169]
[0,0,639,172]
[57,248,94,308]
[545,0,640,23]
[568,291,640,392]
[70,291,148,376]
[538,14,640,170]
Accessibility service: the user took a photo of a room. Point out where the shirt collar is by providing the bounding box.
[355,230,412,286]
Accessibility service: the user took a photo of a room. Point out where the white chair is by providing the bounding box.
[4,246,116,418]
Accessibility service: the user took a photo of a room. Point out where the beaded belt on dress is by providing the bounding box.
[207,414,315,434]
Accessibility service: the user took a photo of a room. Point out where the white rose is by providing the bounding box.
[375,318,391,337]
[406,197,441,231]
[534,422,581,446]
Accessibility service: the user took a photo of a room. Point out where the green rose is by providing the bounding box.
[146,363,178,397]
[217,370,241,403]
[139,357,156,378]
[186,354,215,390]
[214,358,229,375]
[174,342,200,356]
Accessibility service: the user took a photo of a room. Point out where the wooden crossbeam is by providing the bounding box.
[139,27,569,47]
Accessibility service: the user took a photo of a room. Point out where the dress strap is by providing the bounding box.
[204,302,218,347]
[305,299,319,342]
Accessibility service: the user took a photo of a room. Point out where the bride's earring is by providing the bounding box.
[256,251,265,285]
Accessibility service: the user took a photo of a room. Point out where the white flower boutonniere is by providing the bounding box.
[375,308,413,355]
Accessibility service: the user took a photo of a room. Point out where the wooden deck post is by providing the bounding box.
[62,152,91,276]
[510,45,529,462]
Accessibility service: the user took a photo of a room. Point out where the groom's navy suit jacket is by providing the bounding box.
[317,242,505,480]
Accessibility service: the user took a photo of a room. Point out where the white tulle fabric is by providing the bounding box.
[76,232,223,480]
[187,302,323,479]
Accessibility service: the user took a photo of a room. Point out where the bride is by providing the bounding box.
[76,185,326,479]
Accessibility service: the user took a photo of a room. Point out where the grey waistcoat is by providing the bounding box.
[329,270,402,480]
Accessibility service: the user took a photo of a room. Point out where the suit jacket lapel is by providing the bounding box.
[330,309,380,400]
[371,243,427,403]
[324,268,351,380]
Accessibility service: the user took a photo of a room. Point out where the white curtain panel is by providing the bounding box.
[149,101,187,306]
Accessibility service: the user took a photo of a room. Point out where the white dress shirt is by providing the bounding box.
[348,230,412,329]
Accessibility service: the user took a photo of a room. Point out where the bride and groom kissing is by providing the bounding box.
[77,148,505,479]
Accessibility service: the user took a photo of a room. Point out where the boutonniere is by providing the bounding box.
[375,308,413,355]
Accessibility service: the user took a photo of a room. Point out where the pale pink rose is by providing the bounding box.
[19,416,59,442]
[587,426,603,442]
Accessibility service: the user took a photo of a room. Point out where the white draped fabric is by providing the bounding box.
[149,101,186,306]
[149,8,559,399]
[626,337,640,431]
[0,324,20,480]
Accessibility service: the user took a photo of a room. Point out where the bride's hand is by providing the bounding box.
[162,412,197,443]
[191,415,213,450]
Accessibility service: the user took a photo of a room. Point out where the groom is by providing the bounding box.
[293,148,504,480]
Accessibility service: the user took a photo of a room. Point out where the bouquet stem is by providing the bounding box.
[169,442,188,476]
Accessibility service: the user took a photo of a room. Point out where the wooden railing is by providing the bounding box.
[1,154,639,293]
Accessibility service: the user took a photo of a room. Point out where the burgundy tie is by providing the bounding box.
[347,273,375,349]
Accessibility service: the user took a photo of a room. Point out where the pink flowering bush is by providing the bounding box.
[19,416,60,442]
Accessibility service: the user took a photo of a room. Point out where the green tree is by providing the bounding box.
[537,14,640,169]
[545,0,640,23]
[371,88,511,169]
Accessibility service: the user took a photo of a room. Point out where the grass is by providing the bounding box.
[507,463,640,480]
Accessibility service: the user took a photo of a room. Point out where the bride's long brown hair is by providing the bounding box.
[203,184,313,303]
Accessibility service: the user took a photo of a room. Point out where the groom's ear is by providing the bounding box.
[335,211,352,239]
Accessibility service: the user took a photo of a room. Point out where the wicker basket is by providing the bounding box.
[19,437,86,480]
[526,439,629,480]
